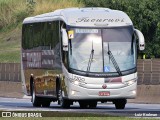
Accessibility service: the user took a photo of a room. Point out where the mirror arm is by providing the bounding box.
[135,29,145,51]
[61,28,68,51]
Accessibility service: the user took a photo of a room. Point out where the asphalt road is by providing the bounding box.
[0,97,160,117]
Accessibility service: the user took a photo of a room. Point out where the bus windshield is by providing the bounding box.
[68,26,136,74]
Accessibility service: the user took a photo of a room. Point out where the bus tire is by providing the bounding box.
[114,99,126,109]
[79,101,88,109]
[31,83,41,107]
[42,101,50,107]
[59,90,70,108]
[61,99,70,108]
[89,101,97,108]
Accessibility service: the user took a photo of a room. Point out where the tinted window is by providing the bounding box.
[102,26,133,42]
[22,24,33,49]
[22,21,59,50]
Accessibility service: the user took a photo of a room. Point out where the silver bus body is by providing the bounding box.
[21,8,145,108]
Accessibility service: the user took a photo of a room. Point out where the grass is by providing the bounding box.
[0,0,26,29]
[0,27,21,63]
[33,0,83,16]
[0,50,20,63]
[0,0,84,63]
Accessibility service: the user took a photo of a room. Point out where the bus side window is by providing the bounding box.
[33,22,41,50]
[62,51,68,69]
[28,24,33,49]
[22,24,33,49]
[22,25,26,49]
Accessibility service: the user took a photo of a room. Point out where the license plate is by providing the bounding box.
[99,91,110,96]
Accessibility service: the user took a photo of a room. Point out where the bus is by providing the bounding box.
[21,7,145,109]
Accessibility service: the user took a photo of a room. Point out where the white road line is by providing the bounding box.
[23,95,31,99]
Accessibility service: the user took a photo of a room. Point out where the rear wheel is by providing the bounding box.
[31,84,41,107]
[114,99,126,109]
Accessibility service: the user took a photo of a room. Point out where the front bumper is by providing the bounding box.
[65,82,137,100]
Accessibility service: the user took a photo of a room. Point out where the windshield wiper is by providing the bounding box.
[69,39,72,55]
[87,40,94,73]
[108,43,122,76]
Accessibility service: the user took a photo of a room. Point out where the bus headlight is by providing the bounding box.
[73,81,86,85]
[74,81,79,85]
[71,90,75,95]
[132,90,136,94]
[124,79,137,86]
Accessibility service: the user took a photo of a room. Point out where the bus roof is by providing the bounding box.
[23,7,133,27]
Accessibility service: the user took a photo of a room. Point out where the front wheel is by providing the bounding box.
[114,99,127,109]
[58,90,70,108]
[89,101,97,108]
[79,101,88,109]
[42,101,50,107]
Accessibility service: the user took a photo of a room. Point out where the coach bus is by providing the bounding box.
[21,7,145,109]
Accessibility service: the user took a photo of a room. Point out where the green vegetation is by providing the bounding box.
[80,0,160,59]
[0,0,160,62]
[0,0,83,63]
[0,0,83,29]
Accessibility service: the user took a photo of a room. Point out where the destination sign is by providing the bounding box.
[75,29,98,33]
[76,17,125,23]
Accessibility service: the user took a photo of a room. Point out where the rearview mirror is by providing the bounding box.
[61,28,68,51]
[135,29,145,51]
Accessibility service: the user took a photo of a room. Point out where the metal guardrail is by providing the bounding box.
[0,59,160,84]
[0,63,21,82]
[137,59,160,85]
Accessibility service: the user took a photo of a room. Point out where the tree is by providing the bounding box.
[80,0,160,58]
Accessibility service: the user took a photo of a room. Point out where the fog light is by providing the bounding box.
[128,81,134,85]
[132,90,136,94]
[124,79,136,86]
[71,90,75,95]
